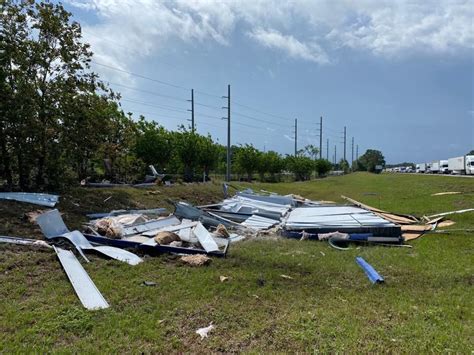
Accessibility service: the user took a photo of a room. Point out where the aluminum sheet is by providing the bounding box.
[121,215,181,236]
[0,192,59,207]
[283,206,397,230]
[54,246,109,310]
[241,215,279,230]
[193,222,220,252]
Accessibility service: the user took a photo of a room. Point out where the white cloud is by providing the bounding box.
[248,28,330,64]
[65,0,474,81]
[325,1,474,56]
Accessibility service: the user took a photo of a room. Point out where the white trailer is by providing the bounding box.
[440,160,449,174]
[448,155,474,175]
[430,161,440,173]
[416,163,426,173]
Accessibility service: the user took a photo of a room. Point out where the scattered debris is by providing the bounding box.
[356,257,384,284]
[215,224,230,238]
[154,231,180,245]
[0,236,51,248]
[280,274,294,280]
[318,231,349,241]
[426,208,474,219]
[437,220,456,228]
[180,254,211,266]
[340,195,419,224]
[0,192,59,207]
[320,251,326,256]
[86,208,167,219]
[220,275,229,282]
[36,210,143,265]
[24,209,50,223]
[142,281,157,287]
[196,323,214,339]
[431,192,461,196]
[103,195,112,203]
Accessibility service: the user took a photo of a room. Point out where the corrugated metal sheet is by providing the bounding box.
[283,206,397,230]
[241,215,279,230]
[0,192,59,207]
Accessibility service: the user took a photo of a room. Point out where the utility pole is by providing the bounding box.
[326,139,329,160]
[294,118,298,157]
[187,89,195,132]
[356,144,359,161]
[351,137,354,167]
[222,85,231,181]
[334,145,337,165]
[343,126,347,162]
[319,116,323,159]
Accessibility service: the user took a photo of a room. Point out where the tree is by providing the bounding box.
[339,159,350,173]
[263,151,284,181]
[285,155,315,181]
[173,126,200,182]
[1,1,115,189]
[314,159,332,177]
[467,150,474,155]
[134,118,172,171]
[357,149,385,172]
[198,134,220,179]
[234,144,260,181]
[303,144,319,159]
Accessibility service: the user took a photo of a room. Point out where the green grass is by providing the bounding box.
[0,173,473,352]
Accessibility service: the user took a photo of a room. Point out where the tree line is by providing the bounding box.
[0,1,385,191]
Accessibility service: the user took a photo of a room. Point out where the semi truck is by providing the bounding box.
[416,163,426,173]
[439,160,449,174]
[448,155,474,175]
[430,161,440,173]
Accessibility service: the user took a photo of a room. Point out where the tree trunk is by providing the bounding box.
[0,131,13,188]
[17,150,28,191]
[184,165,193,182]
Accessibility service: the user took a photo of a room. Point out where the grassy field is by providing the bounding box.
[1,173,473,352]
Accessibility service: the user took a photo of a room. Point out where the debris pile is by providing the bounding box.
[0,188,470,311]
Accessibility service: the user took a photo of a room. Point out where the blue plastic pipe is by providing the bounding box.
[356,257,384,284]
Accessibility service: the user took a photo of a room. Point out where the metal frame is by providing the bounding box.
[84,233,229,257]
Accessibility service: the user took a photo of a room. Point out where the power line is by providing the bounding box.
[120,98,188,113]
[92,61,190,91]
[126,109,188,121]
[232,112,290,128]
[232,100,291,122]
[108,82,188,103]
[194,102,222,111]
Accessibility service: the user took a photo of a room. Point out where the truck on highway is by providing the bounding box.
[430,161,440,174]
[416,163,426,173]
[440,160,449,174]
[426,163,432,173]
[448,155,474,175]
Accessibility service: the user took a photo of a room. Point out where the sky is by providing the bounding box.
[62,0,473,164]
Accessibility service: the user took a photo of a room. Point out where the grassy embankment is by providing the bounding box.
[1,173,473,352]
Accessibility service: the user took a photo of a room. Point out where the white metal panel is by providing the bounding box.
[0,192,59,207]
[241,215,278,230]
[54,246,109,310]
[193,222,220,252]
[283,206,396,230]
[122,215,181,236]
